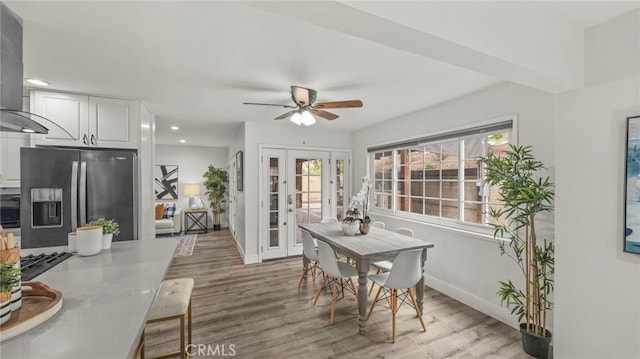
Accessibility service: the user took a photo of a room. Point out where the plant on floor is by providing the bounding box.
[203,165,228,230]
[480,144,554,358]
[88,218,120,236]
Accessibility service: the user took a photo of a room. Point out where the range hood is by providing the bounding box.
[0,2,49,134]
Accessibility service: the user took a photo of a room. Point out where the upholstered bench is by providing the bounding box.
[137,278,194,359]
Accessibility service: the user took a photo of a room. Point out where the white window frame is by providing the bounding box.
[368,115,517,236]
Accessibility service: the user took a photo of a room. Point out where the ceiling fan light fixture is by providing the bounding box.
[300,110,316,126]
[290,112,303,126]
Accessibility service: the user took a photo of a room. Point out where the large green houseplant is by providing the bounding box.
[203,165,228,231]
[480,144,554,359]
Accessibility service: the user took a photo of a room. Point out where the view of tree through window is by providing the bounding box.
[371,128,510,227]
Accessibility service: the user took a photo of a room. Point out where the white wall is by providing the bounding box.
[138,102,155,240]
[227,123,246,257]
[352,82,556,328]
[241,121,353,264]
[554,9,640,359]
[155,144,228,229]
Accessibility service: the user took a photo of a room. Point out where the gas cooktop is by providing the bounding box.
[20,252,73,281]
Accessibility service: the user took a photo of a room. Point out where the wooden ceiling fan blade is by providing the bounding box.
[311,108,339,121]
[243,102,296,109]
[290,86,317,106]
[314,100,363,109]
[274,110,297,120]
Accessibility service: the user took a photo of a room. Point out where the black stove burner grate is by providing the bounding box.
[20,252,73,281]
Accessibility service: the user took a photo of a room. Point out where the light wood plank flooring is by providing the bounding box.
[144,229,530,358]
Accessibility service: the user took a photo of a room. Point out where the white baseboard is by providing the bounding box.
[232,236,259,264]
[426,275,519,329]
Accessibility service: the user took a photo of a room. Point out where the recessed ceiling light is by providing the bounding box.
[171,126,179,130]
[179,139,186,143]
[25,78,50,86]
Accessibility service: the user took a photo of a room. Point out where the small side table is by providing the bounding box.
[184,208,208,234]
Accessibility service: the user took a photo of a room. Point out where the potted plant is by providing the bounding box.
[203,165,228,231]
[480,144,554,359]
[88,218,120,249]
[0,261,20,325]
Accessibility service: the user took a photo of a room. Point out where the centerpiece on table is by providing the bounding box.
[341,176,372,235]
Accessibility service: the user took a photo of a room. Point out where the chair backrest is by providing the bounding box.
[384,249,423,290]
[321,217,339,223]
[395,227,414,237]
[316,240,342,278]
[371,221,385,229]
[301,229,319,262]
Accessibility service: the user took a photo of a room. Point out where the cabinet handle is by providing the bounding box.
[90,134,96,145]
[83,134,88,145]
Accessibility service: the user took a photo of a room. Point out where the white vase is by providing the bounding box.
[102,233,113,249]
[76,225,103,256]
[342,221,360,236]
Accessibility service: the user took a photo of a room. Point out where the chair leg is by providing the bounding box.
[313,275,329,305]
[329,279,338,325]
[188,299,193,349]
[367,286,383,320]
[408,287,427,332]
[347,278,358,297]
[298,261,310,288]
[392,289,397,343]
[368,268,383,296]
[180,315,185,359]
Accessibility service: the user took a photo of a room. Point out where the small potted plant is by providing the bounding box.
[203,165,228,231]
[480,144,554,359]
[342,204,361,236]
[88,218,120,249]
[0,261,20,325]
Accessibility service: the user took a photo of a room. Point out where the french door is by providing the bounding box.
[261,148,349,260]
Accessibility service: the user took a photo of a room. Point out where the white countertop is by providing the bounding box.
[0,238,177,359]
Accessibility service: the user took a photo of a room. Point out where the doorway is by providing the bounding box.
[260,147,350,260]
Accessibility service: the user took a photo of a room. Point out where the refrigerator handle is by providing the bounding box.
[71,161,79,231]
[80,161,87,226]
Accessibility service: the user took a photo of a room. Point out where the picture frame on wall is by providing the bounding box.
[236,151,244,192]
[154,164,179,200]
[624,115,640,254]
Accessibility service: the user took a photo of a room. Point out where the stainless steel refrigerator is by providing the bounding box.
[20,147,138,248]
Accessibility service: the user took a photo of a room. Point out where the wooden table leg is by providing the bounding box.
[356,257,370,335]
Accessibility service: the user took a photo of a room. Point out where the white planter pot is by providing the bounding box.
[342,221,360,236]
[77,226,103,256]
[102,233,113,249]
[0,296,11,325]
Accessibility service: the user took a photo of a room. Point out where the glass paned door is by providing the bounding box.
[287,150,329,256]
[261,148,348,260]
[262,148,287,259]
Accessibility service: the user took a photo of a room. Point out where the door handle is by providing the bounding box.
[288,208,294,213]
[288,194,293,205]
[90,134,96,145]
[83,134,88,145]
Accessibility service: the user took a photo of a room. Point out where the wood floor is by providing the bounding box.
[144,229,530,359]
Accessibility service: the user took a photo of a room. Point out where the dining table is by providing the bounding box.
[298,222,435,335]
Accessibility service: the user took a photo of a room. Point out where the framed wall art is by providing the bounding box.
[624,115,640,253]
[155,164,179,200]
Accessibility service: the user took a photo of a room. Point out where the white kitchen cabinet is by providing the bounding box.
[31,90,138,149]
[0,132,30,187]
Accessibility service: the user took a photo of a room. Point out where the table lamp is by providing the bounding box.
[184,184,201,208]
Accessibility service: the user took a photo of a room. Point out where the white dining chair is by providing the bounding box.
[313,240,358,324]
[369,228,414,295]
[321,217,339,223]
[367,248,427,343]
[371,221,386,229]
[298,229,324,298]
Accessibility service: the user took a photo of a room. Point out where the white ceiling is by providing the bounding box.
[6,1,639,147]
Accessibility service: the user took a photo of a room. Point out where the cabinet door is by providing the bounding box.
[89,97,138,148]
[32,91,89,146]
[0,132,31,187]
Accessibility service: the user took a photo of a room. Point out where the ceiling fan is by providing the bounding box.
[243,85,363,125]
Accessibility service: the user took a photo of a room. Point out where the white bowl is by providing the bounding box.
[76,226,102,256]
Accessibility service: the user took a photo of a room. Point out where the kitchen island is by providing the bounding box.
[0,238,177,359]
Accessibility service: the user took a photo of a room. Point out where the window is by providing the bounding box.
[369,117,513,230]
